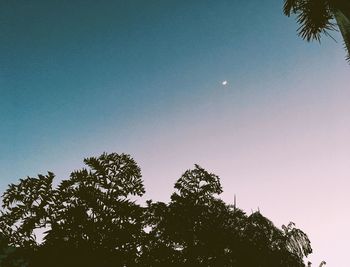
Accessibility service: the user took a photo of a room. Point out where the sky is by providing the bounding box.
[1,0,350,265]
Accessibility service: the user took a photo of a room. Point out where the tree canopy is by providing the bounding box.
[283,0,350,61]
[0,153,313,266]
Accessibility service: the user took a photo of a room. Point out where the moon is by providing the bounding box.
[222,80,228,86]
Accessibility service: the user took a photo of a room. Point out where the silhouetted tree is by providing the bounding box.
[141,165,233,266]
[141,164,311,267]
[1,153,145,267]
[284,0,350,61]
[0,153,314,266]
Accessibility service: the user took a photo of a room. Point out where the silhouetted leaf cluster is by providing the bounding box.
[284,0,350,61]
[1,153,312,266]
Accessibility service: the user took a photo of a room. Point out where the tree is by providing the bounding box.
[283,0,350,61]
[141,165,240,266]
[43,153,145,267]
[141,164,312,267]
[0,153,315,266]
[0,153,145,267]
[0,172,55,248]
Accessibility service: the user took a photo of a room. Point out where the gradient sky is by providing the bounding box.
[1,0,350,265]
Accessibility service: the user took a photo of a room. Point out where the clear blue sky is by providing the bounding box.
[1,1,350,266]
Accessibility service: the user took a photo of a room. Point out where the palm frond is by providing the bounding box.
[296,0,337,42]
[283,0,302,16]
[333,8,350,61]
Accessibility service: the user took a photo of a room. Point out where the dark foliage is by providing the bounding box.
[1,153,312,266]
[284,0,350,61]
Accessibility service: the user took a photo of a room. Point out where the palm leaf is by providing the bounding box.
[333,8,350,61]
[284,0,302,16]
